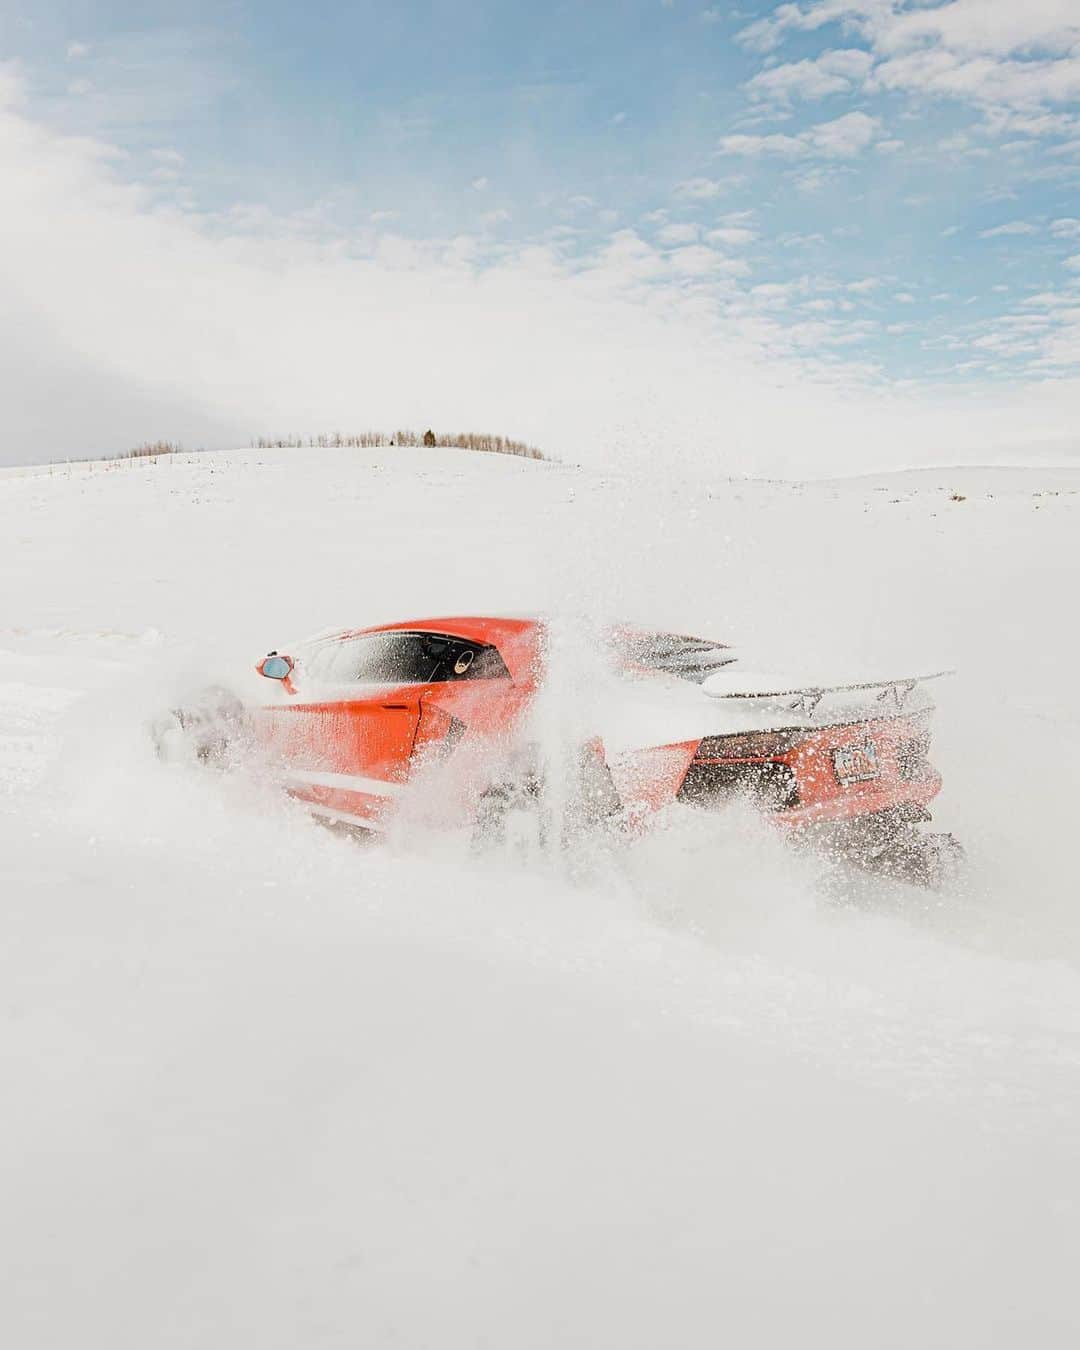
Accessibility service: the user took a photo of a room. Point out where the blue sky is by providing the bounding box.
[1,2,1078,466]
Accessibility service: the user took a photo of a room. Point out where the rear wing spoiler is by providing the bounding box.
[703,670,954,717]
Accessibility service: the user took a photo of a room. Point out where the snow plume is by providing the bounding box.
[0,67,1079,474]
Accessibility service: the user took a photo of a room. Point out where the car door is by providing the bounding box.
[257,632,429,826]
[257,627,528,829]
[261,687,421,827]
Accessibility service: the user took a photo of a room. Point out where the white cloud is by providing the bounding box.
[936,132,971,153]
[668,244,749,277]
[657,222,699,245]
[719,110,878,159]
[790,166,836,193]
[983,108,1079,138]
[1,67,1078,475]
[1051,218,1080,238]
[674,177,726,200]
[718,132,805,159]
[980,221,1039,238]
[1066,255,1080,271]
[778,230,826,248]
[750,281,802,306]
[745,48,873,103]
[66,41,90,60]
[869,48,1080,111]
[739,1,1080,124]
[470,176,489,191]
[736,1,865,55]
[740,0,1080,60]
[878,1,1080,60]
[807,110,878,156]
[706,227,756,247]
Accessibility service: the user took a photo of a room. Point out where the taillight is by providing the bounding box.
[678,759,799,810]
[694,729,808,762]
[679,728,806,811]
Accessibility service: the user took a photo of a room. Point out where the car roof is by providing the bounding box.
[317,617,730,686]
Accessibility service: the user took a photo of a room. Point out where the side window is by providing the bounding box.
[453,643,511,680]
[299,632,509,684]
[299,638,371,683]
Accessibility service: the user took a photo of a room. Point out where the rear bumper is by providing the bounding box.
[671,714,943,829]
[773,770,942,829]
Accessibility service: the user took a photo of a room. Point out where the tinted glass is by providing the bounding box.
[300,632,509,684]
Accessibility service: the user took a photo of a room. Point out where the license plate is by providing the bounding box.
[833,739,880,786]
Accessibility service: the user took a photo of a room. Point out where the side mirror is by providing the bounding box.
[257,652,294,680]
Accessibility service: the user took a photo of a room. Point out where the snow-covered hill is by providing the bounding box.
[3,446,1080,1348]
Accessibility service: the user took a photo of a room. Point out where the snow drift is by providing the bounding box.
[2,446,1080,1348]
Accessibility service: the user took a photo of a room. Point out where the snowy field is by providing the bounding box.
[3,446,1080,1348]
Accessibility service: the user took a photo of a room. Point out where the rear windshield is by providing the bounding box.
[299,631,510,685]
[613,631,737,684]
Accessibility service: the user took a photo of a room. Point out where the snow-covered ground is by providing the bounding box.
[3,446,1080,1348]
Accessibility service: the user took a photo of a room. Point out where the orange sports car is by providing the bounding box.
[165,615,961,886]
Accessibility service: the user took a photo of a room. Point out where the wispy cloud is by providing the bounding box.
[2,6,1079,464]
[738,0,1080,130]
[706,226,756,246]
[980,221,1039,238]
[719,111,879,159]
[745,49,873,104]
[4,66,1074,472]
[674,176,727,199]
[657,222,700,244]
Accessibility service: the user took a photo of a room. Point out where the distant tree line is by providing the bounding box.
[124,440,186,458]
[250,429,546,460]
[84,429,547,465]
